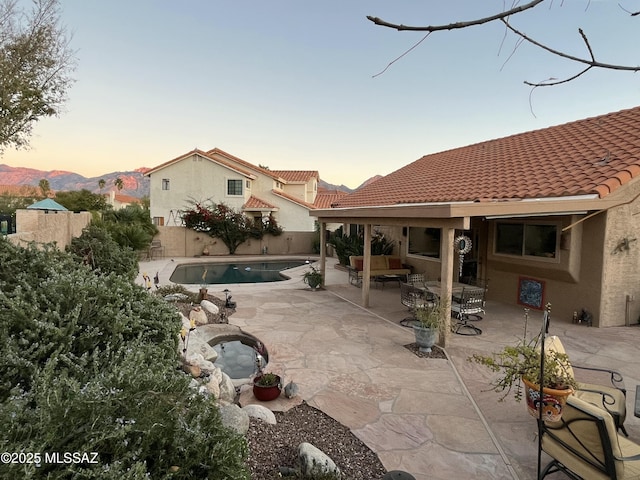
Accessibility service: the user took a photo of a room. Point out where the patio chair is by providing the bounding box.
[400,282,436,326]
[539,395,640,479]
[544,335,628,436]
[407,273,425,287]
[451,287,485,335]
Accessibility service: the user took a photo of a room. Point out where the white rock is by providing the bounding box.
[298,442,341,479]
[200,299,219,315]
[242,404,277,424]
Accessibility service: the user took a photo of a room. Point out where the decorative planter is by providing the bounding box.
[522,377,573,422]
[253,374,282,401]
[412,324,438,353]
[304,276,322,290]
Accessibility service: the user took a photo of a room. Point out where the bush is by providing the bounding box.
[0,238,249,479]
[66,224,139,280]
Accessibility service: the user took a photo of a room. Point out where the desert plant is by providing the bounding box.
[302,265,323,289]
[255,372,279,387]
[468,310,577,402]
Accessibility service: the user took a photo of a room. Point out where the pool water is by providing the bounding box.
[169,260,308,285]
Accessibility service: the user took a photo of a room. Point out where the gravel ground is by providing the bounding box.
[245,402,387,480]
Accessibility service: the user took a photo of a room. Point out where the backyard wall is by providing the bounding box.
[154,226,317,258]
[8,209,92,250]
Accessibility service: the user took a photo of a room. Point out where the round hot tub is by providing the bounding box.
[209,333,268,381]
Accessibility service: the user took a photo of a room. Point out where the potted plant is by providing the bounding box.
[469,315,577,421]
[412,298,448,353]
[302,265,322,290]
[252,372,282,401]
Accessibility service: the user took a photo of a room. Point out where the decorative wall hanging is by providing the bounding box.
[454,235,472,279]
[517,277,545,310]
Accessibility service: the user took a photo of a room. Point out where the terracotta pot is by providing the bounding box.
[522,377,573,422]
[253,374,282,401]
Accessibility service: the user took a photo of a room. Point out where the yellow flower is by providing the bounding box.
[180,327,187,340]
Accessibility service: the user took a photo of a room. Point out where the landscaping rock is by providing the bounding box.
[218,404,249,435]
[218,372,236,404]
[298,442,341,479]
[243,404,277,425]
[200,299,219,315]
[189,306,208,326]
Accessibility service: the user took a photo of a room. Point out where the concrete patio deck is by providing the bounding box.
[139,256,640,480]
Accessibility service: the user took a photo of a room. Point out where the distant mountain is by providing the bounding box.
[0,164,150,198]
[319,175,382,194]
[0,164,382,199]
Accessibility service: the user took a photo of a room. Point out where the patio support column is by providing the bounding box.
[319,221,327,288]
[362,223,372,307]
[439,226,456,347]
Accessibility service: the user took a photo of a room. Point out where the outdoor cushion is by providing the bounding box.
[388,257,403,269]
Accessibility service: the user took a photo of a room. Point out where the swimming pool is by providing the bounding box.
[169,259,309,285]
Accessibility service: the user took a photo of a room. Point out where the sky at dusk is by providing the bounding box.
[2,0,639,189]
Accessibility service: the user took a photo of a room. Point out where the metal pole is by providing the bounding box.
[537,303,551,479]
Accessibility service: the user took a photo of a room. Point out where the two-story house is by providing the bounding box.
[146,148,319,232]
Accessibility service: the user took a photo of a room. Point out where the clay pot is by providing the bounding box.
[253,374,282,401]
[522,377,573,422]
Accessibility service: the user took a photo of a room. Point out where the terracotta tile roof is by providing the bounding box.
[314,189,349,209]
[243,195,277,210]
[270,170,319,183]
[206,148,283,181]
[272,189,316,209]
[334,106,640,208]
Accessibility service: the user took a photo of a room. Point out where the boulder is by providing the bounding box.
[242,404,277,425]
[189,307,208,326]
[218,404,249,435]
[200,299,219,315]
[218,372,236,404]
[179,314,218,362]
[298,442,341,479]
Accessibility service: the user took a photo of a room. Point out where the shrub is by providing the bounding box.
[0,238,250,479]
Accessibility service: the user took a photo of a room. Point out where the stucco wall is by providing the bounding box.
[599,176,640,327]
[9,209,91,250]
[153,226,317,257]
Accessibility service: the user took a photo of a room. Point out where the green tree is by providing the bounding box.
[100,203,158,251]
[98,178,106,192]
[183,201,283,254]
[114,177,124,192]
[55,188,108,212]
[0,0,76,152]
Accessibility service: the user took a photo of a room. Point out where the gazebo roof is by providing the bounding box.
[27,199,68,211]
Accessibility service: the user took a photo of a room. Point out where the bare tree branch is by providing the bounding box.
[367,1,640,85]
[366,0,545,32]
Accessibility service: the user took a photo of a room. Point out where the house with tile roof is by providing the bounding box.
[145,148,321,232]
[312,105,640,328]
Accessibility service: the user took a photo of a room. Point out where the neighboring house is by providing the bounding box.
[312,105,640,327]
[104,190,142,210]
[145,148,320,232]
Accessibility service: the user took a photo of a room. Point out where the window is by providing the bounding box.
[227,179,243,196]
[153,217,165,226]
[246,180,251,189]
[162,179,170,190]
[408,227,441,258]
[495,222,558,259]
